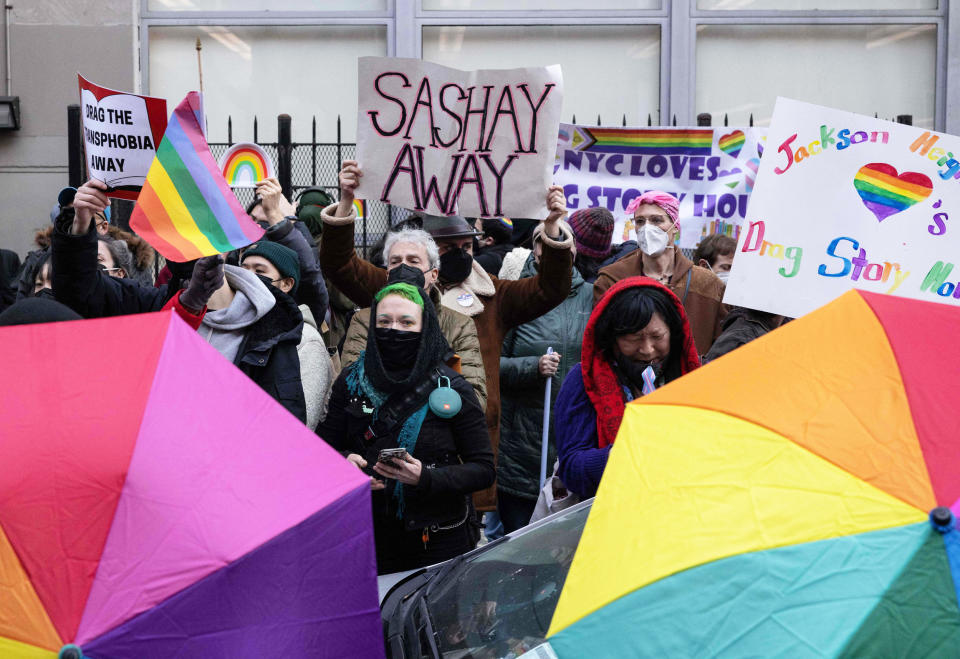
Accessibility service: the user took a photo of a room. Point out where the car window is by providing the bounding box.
[426,504,591,658]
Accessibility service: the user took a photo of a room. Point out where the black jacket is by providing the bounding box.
[318,363,495,530]
[51,213,307,422]
[474,242,514,276]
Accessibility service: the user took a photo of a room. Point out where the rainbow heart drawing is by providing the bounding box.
[718,130,745,158]
[218,142,275,188]
[853,163,933,222]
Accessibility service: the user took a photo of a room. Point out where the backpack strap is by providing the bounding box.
[364,367,443,442]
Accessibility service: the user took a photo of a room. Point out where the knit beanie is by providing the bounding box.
[567,207,614,258]
[242,241,301,288]
[296,188,336,237]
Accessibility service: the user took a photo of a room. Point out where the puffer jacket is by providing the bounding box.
[339,287,488,412]
[498,255,593,500]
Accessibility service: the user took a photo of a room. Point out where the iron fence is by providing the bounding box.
[66,106,915,260]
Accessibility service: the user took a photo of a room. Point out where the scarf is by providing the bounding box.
[582,277,700,448]
[359,283,451,516]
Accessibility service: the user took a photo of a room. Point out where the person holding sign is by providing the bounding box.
[594,191,726,356]
[555,277,700,499]
[52,179,308,423]
[320,160,574,512]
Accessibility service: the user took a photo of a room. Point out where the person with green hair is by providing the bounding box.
[317,282,494,574]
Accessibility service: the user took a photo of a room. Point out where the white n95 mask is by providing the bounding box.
[638,223,670,257]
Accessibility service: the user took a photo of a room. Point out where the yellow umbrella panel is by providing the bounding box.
[547,290,960,657]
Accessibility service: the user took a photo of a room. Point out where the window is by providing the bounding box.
[147,25,388,142]
[695,23,937,127]
[423,0,660,9]
[148,0,388,10]
[422,24,661,126]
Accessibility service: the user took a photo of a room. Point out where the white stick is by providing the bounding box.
[539,347,554,491]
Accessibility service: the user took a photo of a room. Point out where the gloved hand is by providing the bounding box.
[179,255,224,313]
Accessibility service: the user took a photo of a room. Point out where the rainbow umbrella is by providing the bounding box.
[546,290,960,657]
[0,311,384,658]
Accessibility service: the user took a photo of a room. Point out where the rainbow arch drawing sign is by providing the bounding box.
[218,142,275,188]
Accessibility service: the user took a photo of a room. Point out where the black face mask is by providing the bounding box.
[439,247,473,283]
[387,263,426,289]
[374,327,422,370]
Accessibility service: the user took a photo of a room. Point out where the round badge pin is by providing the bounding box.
[457,293,474,307]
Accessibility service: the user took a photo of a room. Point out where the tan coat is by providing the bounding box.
[340,296,488,413]
[593,247,727,356]
[319,203,574,510]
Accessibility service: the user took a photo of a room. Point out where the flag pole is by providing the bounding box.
[195,38,204,93]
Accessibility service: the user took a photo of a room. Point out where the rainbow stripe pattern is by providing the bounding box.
[131,92,264,262]
[700,220,741,241]
[582,128,713,155]
[219,142,274,188]
[718,130,745,158]
[853,162,933,222]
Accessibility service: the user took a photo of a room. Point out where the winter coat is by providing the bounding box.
[264,219,329,326]
[556,277,701,499]
[703,308,777,363]
[594,247,727,356]
[51,215,307,422]
[317,362,494,531]
[475,242,514,276]
[298,305,335,430]
[319,203,574,511]
[498,255,592,501]
[339,288,488,412]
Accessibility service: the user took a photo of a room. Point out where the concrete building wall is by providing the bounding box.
[0,0,135,257]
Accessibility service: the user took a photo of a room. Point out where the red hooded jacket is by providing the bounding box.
[581,276,700,448]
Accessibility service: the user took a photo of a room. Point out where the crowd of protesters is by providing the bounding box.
[0,161,782,575]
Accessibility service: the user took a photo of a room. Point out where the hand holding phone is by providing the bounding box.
[378,448,409,466]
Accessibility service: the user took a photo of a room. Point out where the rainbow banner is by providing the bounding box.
[555,123,767,248]
[130,92,264,262]
[580,128,714,155]
[218,142,275,188]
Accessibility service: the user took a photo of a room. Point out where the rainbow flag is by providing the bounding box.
[130,92,264,262]
[582,128,713,155]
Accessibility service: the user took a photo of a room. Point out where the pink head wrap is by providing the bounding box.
[625,190,680,224]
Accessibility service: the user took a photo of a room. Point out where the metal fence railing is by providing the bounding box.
[66,107,916,260]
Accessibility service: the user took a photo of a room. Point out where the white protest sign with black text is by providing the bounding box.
[356,57,563,219]
[725,97,960,318]
[78,74,168,200]
[553,124,766,249]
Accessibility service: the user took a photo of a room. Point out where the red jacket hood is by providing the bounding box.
[582,276,700,448]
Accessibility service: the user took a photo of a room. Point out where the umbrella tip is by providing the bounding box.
[58,646,84,659]
[930,507,955,533]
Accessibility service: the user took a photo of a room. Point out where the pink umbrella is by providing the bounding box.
[0,310,383,658]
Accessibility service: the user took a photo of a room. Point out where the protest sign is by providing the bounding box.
[553,124,766,249]
[218,142,275,188]
[724,97,960,318]
[355,56,563,219]
[78,74,168,200]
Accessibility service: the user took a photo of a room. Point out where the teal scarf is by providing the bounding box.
[346,352,429,518]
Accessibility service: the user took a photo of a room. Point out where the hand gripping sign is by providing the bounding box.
[355,57,563,220]
[78,74,168,200]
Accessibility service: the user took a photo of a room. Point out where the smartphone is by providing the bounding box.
[378,448,409,465]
